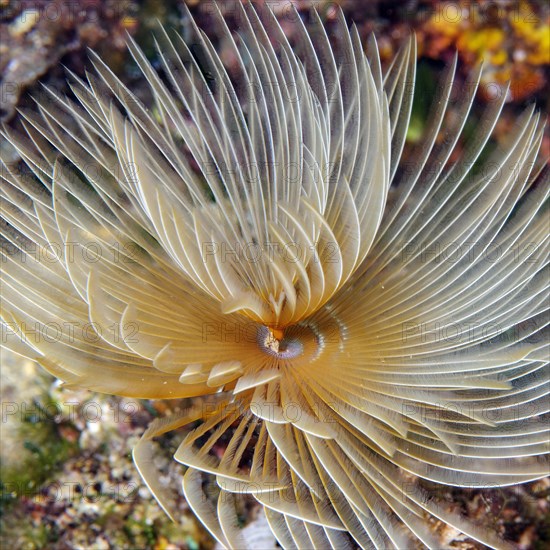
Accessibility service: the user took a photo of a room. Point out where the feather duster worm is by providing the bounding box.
[1,3,548,549]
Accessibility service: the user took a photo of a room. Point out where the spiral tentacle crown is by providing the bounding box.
[1,3,548,549]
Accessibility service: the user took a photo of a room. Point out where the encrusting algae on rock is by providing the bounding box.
[1,2,548,549]
[420,0,550,102]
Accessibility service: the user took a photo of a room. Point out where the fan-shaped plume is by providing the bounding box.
[1,2,548,549]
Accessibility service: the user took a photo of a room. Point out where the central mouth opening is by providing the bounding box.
[258,326,304,359]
